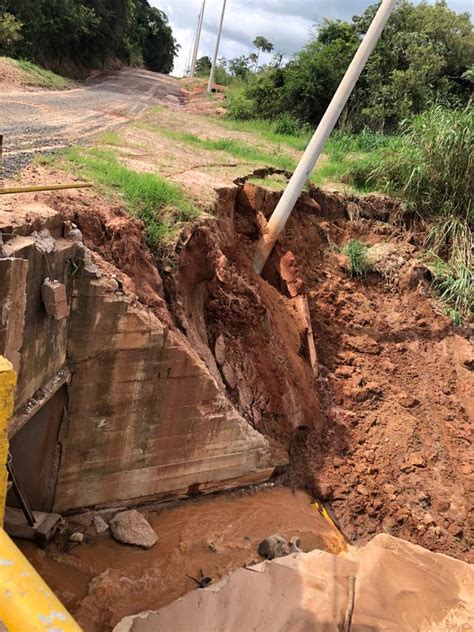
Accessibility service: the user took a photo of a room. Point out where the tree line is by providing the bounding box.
[0,0,178,75]
[227,0,473,132]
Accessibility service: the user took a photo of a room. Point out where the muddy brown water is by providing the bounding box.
[18,487,345,631]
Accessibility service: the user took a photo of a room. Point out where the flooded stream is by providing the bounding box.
[18,487,345,631]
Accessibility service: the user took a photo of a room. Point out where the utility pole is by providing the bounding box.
[207,0,227,92]
[190,0,207,78]
[253,0,397,274]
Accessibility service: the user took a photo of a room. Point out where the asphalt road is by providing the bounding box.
[0,68,183,177]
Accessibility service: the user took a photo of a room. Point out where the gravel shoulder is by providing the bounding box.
[0,68,184,177]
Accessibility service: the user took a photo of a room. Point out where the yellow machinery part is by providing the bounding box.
[0,357,82,630]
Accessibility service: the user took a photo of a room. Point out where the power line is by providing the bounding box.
[228,0,257,14]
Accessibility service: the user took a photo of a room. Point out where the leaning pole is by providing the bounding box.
[253,0,397,274]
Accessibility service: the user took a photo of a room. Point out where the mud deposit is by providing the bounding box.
[18,488,343,631]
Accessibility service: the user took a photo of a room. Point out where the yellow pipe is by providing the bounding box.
[0,183,93,195]
[0,529,82,631]
[0,357,15,526]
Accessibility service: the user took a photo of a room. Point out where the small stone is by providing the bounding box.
[423,513,435,525]
[399,393,419,409]
[214,335,226,366]
[383,484,396,496]
[409,452,426,468]
[93,515,109,534]
[356,484,370,496]
[110,510,158,549]
[333,457,345,468]
[258,534,290,560]
[70,532,84,543]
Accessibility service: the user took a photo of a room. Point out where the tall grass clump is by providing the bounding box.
[62,147,199,253]
[343,240,372,277]
[355,106,473,316]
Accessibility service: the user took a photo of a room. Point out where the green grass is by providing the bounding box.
[343,240,372,278]
[248,174,288,190]
[424,252,473,318]
[58,147,199,253]
[13,59,72,89]
[137,121,298,171]
[219,117,399,190]
[98,131,123,146]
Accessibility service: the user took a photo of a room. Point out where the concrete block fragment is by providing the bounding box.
[41,278,70,320]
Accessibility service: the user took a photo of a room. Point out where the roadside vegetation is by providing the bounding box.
[0,1,177,76]
[51,146,199,255]
[0,57,72,89]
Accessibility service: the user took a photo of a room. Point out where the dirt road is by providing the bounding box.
[0,68,183,177]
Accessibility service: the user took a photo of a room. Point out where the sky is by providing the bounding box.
[156,0,473,77]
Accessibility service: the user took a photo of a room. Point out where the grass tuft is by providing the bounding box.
[343,240,372,277]
[59,147,199,253]
[98,131,123,146]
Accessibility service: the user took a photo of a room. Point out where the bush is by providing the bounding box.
[227,85,257,120]
[273,114,301,137]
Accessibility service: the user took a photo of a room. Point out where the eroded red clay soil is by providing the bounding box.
[14,172,473,630]
[41,176,473,562]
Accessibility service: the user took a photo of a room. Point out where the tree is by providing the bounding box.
[195,55,212,74]
[236,1,474,132]
[134,0,178,73]
[229,54,251,78]
[252,35,274,70]
[2,0,178,75]
[0,12,23,55]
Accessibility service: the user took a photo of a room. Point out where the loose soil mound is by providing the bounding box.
[166,179,472,562]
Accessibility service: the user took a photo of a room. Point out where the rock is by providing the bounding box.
[333,457,345,468]
[258,534,290,560]
[423,513,435,526]
[65,222,83,243]
[214,335,226,366]
[409,452,426,467]
[357,484,370,496]
[93,515,110,534]
[109,510,158,549]
[290,536,302,553]
[70,532,84,543]
[399,393,419,409]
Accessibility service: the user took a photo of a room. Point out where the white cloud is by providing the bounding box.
[155,0,473,76]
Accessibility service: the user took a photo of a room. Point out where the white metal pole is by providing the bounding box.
[207,0,227,92]
[190,0,207,78]
[253,0,397,274]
